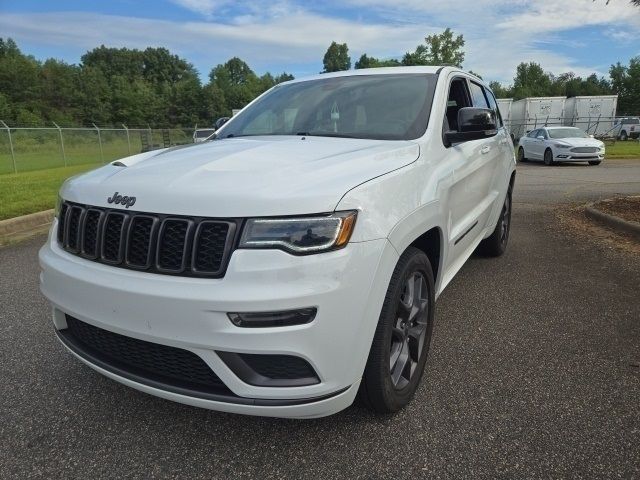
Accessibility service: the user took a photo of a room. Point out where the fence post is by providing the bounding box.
[93,123,104,163]
[147,124,153,150]
[122,124,131,155]
[53,122,67,167]
[0,120,17,174]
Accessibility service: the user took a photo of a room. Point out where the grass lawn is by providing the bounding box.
[604,140,640,159]
[0,164,98,221]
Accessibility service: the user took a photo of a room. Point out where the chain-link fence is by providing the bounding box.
[0,122,196,174]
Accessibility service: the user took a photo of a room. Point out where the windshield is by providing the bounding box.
[548,128,589,139]
[218,74,437,141]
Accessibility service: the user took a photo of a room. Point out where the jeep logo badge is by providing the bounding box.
[107,192,136,209]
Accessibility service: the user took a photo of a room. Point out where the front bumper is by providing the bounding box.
[40,221,398,418]
[554,151,605,162]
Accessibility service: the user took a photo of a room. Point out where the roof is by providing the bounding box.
[283,66,459,86]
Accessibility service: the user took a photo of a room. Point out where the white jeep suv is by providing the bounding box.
[40,67,516,418]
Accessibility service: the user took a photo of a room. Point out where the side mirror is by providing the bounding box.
[445,107,497,144]
[537,135,545,140]
[589,134,594,138]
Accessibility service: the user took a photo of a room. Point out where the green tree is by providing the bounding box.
[0,38,41,123]
[205,58,293,119]
[322,42,351,72]
[39,59,82,124]
[77,66,112,125]
[488,81,511,98]
[0,38,293,128]
[511,62,552,99]
[402,28,465,67]
[354,54,400,69]
[610,57,640,115]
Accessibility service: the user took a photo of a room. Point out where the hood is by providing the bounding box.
[551,137,604,147]
[61,136,420,217]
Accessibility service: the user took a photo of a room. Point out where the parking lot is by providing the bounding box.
[1,160,639,479]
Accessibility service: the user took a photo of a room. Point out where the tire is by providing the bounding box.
[588,161,601,166]
[477,182,512,257]
[359,247,435,413]
[620,131,628,141]
[517,147,527,163]
[543,148,555,166]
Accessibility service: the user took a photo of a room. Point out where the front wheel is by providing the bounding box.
[588,161,601,166]
[517,147,527,163]
[477,183,512,257]
[544,148,555,166]
[359,247,435,413]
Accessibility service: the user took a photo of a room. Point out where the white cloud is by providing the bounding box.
[1,0,638,83]
[0,11,427,75]
[169,0,227,18]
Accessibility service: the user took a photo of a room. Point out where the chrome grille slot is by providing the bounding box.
[101,212,128,263]
[65,205,84,252]
[156,219,192,273]
[81,209,103,258]
[126,215,157,268]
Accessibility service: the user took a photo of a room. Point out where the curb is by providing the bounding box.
[585,204,640,241]
[0,209,54,241]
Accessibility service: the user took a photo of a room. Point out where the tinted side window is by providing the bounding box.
[485,89,503,127]
[527,129,539,138]
[469,82,489,108]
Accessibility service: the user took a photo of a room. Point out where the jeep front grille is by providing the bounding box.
[57,201,238,278]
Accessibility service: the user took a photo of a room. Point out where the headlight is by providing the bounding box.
[554,143,570,148]
[239,211,357,254]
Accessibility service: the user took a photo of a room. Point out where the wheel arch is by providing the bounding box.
[407,227,442,284]
[386,200,445,289]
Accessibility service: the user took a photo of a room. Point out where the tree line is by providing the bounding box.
[2,28,640,128]
[0,38,293,127]
[322,29,640,115]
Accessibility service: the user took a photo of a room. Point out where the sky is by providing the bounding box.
[1,0,639,85]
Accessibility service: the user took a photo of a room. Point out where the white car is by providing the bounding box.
[517,126,605,165]
[39,67,515,418]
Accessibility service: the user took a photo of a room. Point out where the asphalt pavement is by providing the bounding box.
[1,159,639,479]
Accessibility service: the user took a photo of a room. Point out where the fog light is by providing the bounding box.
[227,307,317,328]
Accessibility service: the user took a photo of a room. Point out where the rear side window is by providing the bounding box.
[527,129,539,138]
[469,82,489,108]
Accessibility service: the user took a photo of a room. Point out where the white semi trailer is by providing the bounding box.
[510,96,566,140]
[563,95,618,137]
[496,98,513,128]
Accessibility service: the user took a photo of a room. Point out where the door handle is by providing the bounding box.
[481,145,491,154]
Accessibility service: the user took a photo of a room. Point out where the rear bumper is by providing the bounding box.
[39,222,398,418]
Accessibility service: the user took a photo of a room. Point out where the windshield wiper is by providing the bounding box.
[298,131,361,139]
